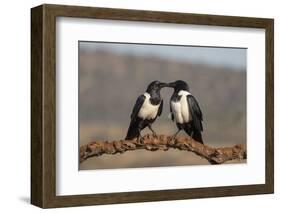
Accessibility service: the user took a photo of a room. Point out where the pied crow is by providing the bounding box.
[168,80,204,144]
[125,81,168,141]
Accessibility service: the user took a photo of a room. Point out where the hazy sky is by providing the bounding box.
[80,41,247,70]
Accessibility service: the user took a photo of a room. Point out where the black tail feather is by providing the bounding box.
[183,123,204,144]
[192,131,203,144]
[125,121,140,140]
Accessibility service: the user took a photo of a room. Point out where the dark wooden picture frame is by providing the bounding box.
[31,4,274,208]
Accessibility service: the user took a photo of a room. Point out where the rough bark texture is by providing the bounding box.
[80,134,247,164]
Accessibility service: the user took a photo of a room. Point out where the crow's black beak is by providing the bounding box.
[168,82,176,88]
[159,82,168,88]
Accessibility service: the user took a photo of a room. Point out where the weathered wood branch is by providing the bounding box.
[80,134,246,165]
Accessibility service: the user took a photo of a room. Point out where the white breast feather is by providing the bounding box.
[171,101,183,123]
[171,90,192,124]
[138,93,160,120]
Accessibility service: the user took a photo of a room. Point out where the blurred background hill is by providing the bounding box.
[79,44,246,170]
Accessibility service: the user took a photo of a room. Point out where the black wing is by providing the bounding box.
[157,100,163,116]
[126,95,145,140]
[187,95,203,131]
[130,95,145,121]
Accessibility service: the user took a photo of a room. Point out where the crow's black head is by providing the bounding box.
[168,80,190,92]
[146,81,168,94]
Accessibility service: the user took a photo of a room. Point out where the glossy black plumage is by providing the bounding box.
[125,81,166,140]
[168,80,204,144]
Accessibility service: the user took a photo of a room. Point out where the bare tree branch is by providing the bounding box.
[80,134,246,164]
